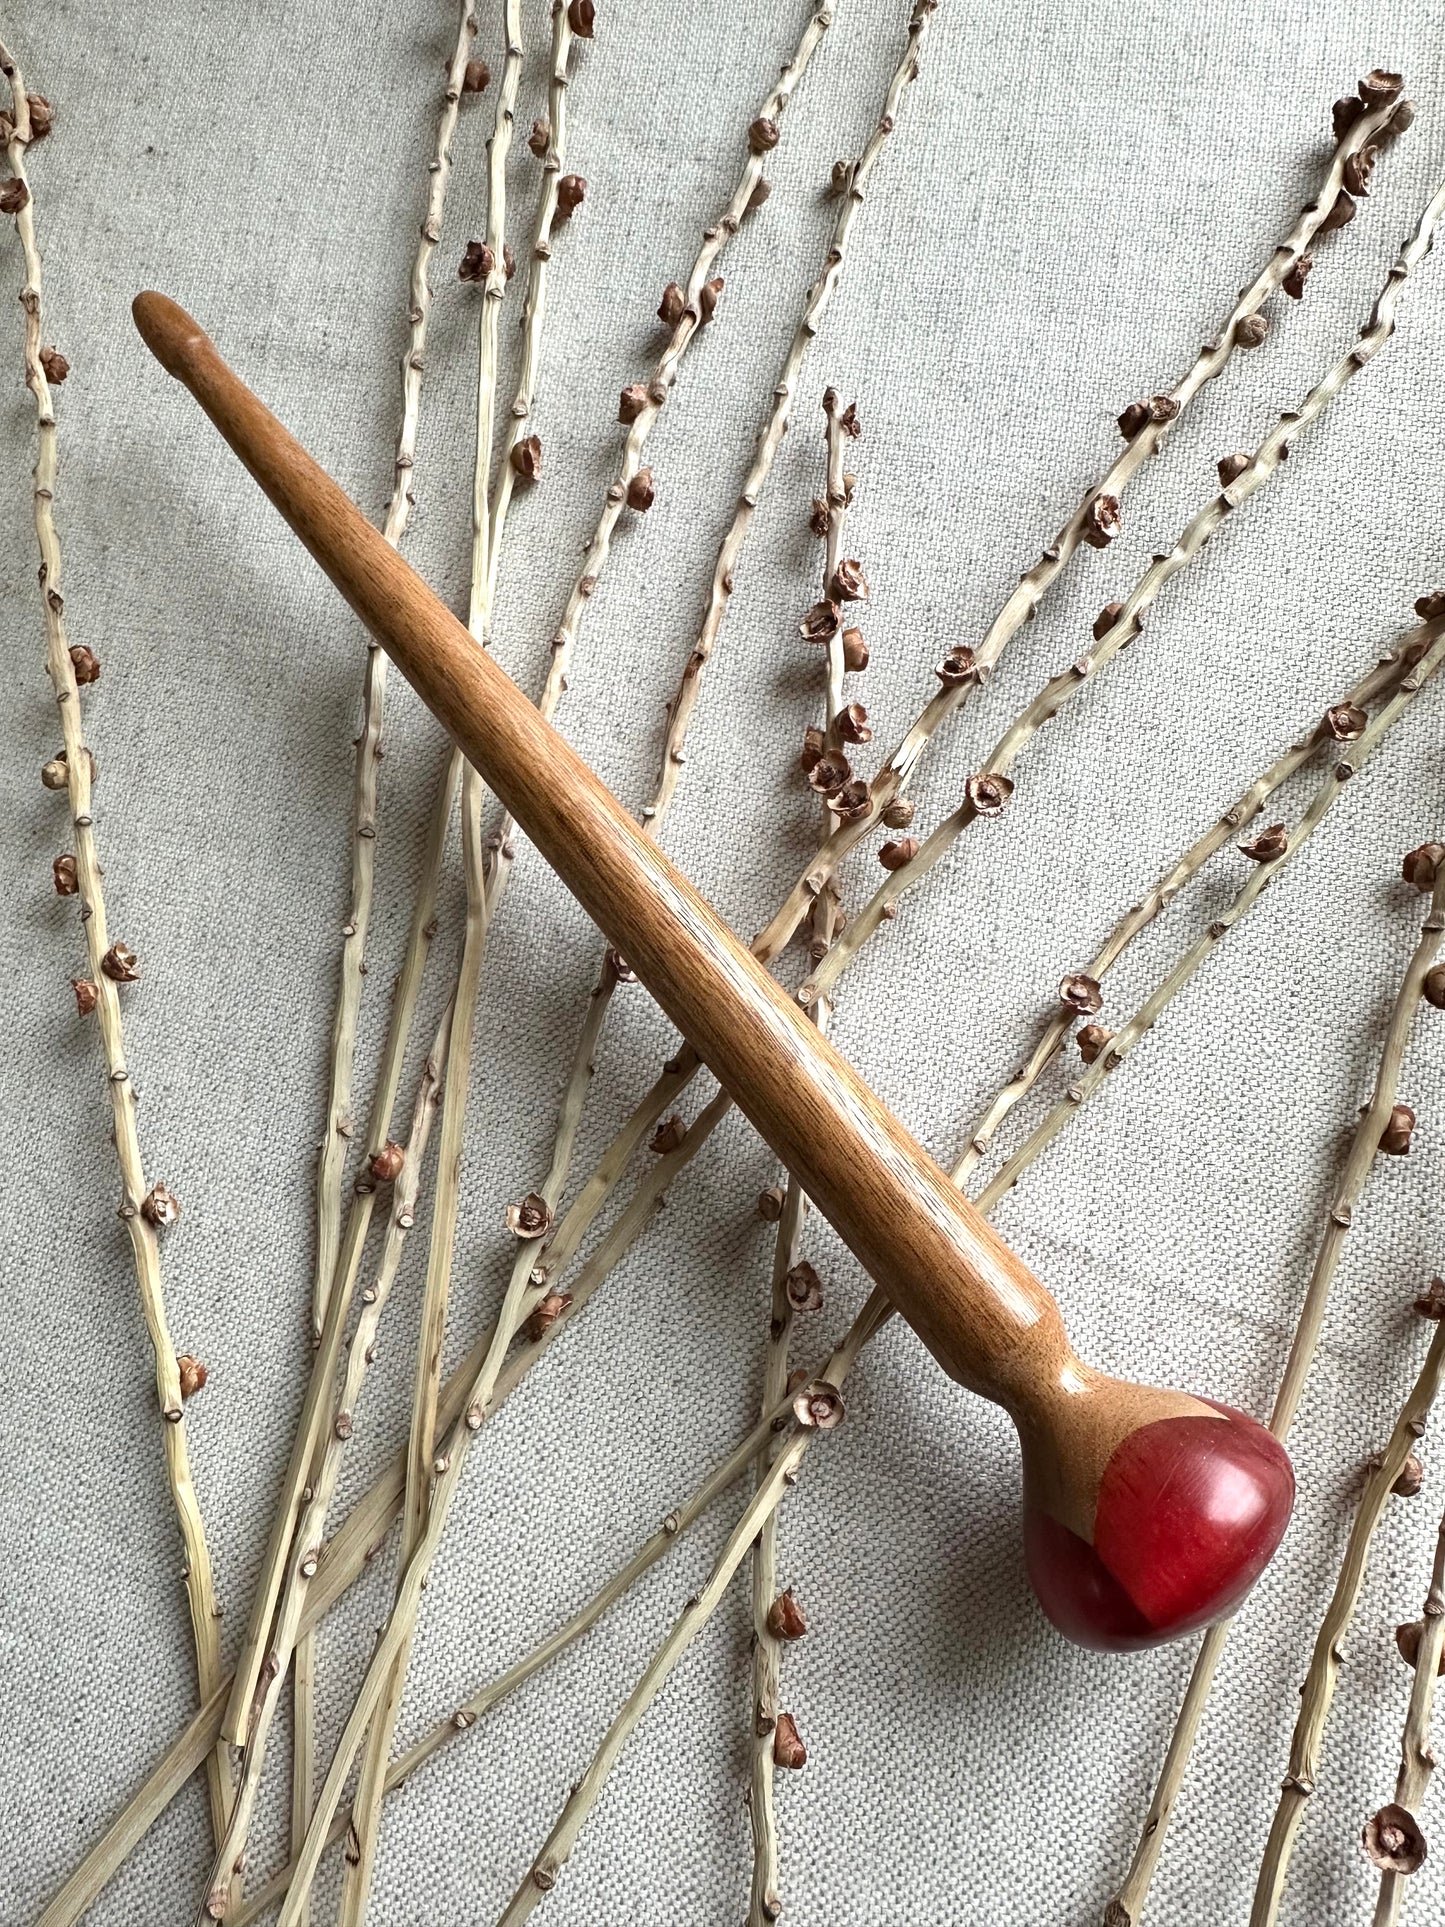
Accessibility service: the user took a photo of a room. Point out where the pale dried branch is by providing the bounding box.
[753,75,1413,965]
[1250,1317,1445,1927]
[806,172,1445,1006]
[0,40,233,1848]
[1105,831,1445,1925]
[1371,1506,1445,1926]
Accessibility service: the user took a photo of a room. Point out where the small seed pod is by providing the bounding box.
[176,1354,208,1400]
[1424,965,1445,1011]
[1401,842,1445,891]
[1059,972,1104,1015]
[1380,1103,1415,1156]
[808,497,830,537]
[1396,1618,1445,1673]
[625,467,655,512]
[1092,601,1123,642]
[756,1185,785,1222]
[605,947,637,983]
[1116,395,1178,438]
[1414,1277,1445,1320]
[881,798,914,830]
[1077,1022,1113,1065]
[773,1712,807,1769]
[1361,1804,1427,1877]
[828,157,851,197]
[522,1289,573,1343]
[1235,314,1269,350]
[793,1379,844,1430]
[799,599,840,645]
[747,177,771,214]
[1393,1453,1425,1497]
[101,941,140,983]
[567,0,596,35]
[52,853,79,895]
[528,116,550,158]
[509,434,542,481]
[934,645,978,687]
[1324,702,1367,742]
[841,628,869,672]
[748,116,780,154]
[1318,190,1356,234]
[1343,145,1378,198]
[649,1113,687,1155]
[965,772,1013,817]
[799,725,826,774]
[1388,99,1416,137]
[784,1260,824,1312]
[41,756,69,791]
[1282,254,1313,301]
[369,1140,405,1184]
[1081,494,1121,548]
[767,1589,808,1641]
[1332,95,1363,140]
[1239,823,1288,863]
[618,382,648,423]
[40,344,69,383]
[71,977,98,1016]
[502,243,515,279]
[462,57,490,92]
[69,643,100,683]
[831,558,869,603]
[458,239,493,283]
[836,703,871,745]
[0,178,30,215]
[1217,452,1252,488]
[657,282,686,327]
[506,1191,553,1238]
[26,94,53,139]
[141,1183,181,1228]
[807,751,852,798]
[556,174,586,220]
[878,837,918,871]
[1415,590,1445,620]
[1358,68,1404,108]
[697,276,724,323]
[827,778,871,822]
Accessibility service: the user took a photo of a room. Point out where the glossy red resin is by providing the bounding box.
[1024,1400,1294,1651]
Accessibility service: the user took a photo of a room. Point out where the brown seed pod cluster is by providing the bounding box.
[1217,452,1252,488]
[965,772,1013,817]
[697,275,723,324]
[836,702,871,745]
[1396,1617,1445,1673]
[1081,494,1121,549]
[1059,972,1103,1015]
[1318,191,1356,235]
[1401,842,1445,892]
[879,837,918,872]
[39,344,69,383]
[101,941,139,983]
[1361,1803,1427,1876]
[792,1379,844,1430]
[748,116,780,155]
[1416,590,1445,621]
[773,1711,807,1769]
[1076,1023,1113,1065]
[462,58,490,93]
[505,1191,553,1238]
[509,434,542,481]
[26,94,54,139]
[71,978,98,1017]
[657,281,685,328]
[625,467,654,512]
[176,1354,208,1400]
[756,1185,785,1223]
[1282,254,1313,301]
[556,174,586,220]
[784,1260,824,1312]
[831,559,868,602]
[1239,823,1288,863]
[0,178,29,215]
[1092,601,1123,642]
[522,1289,572,1343]
[649,1114,686,1155]
[458,239,493,283]
[807,750,852,798]
[1234,314,1269,350]
[841,627,868,672]
[617,382,647,424]
[827,779,870,822]
[527,116,550,158]
[1343,146,1378,199]
[1391,1452,1425,1497]
[52,853,78,896]
[1324,702,1367,742]
[881,798,914,830]
[141,1183,181,1228]
[934,645,978,687]
[1379,1103,1415,1157]
[69,642,100,682]
[368,1141,405,1185]
[1116,394,1179,439]
[799,599,839,645]
[567,0,595,35]
[1425,966,1445,1011]
[766,1589,807,1641]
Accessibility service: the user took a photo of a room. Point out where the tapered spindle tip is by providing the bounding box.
[133,291,213,382]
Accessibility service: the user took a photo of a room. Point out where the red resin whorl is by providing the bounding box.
[1023,1401,1294,1652]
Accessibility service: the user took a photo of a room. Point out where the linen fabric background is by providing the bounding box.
[3,1,1445,1921]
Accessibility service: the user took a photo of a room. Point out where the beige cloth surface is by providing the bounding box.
[3,2,1445,1922]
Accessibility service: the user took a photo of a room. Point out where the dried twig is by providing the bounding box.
[0,41,234,1849]
[806,171,1445,1005]
[1106,834,1445,1925]
[1250,1316,1445,1927]
[1370,1505,1445,1926]
[752,75,1412,965]
[747,391,853,1925]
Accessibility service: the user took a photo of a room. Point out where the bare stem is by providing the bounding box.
[1372,1508,1445,1927]
[752,81,1412,965]
[0,41,233,1847]
[1105,839,1445,1924]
